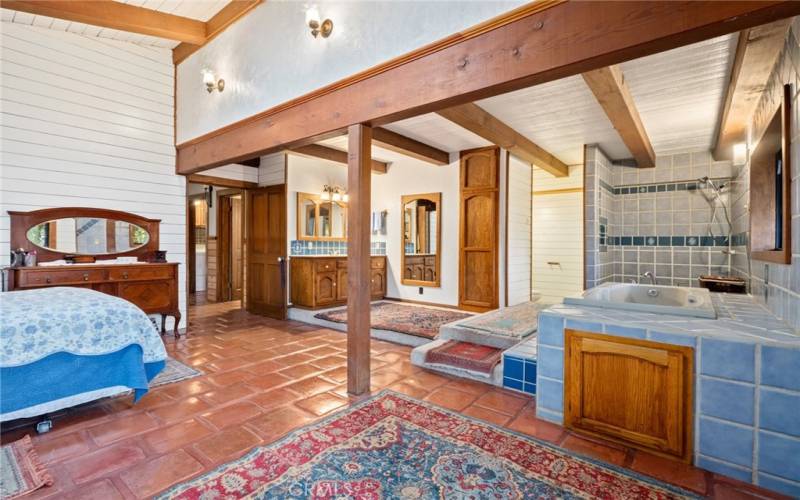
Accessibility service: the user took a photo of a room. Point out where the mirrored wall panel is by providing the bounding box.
[297,192,347,241]
[401,193,441,287]
[26,217,150,255]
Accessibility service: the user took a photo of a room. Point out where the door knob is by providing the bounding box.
[83,273,89,281]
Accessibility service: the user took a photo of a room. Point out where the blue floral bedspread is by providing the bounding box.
[0,287,167,367]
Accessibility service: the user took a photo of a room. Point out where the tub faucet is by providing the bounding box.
[642,271,656,285]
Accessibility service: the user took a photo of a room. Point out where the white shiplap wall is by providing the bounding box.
[258,152,285,186]
[506,156,532,306]
[0,23,187,329]
[532,165,584,303]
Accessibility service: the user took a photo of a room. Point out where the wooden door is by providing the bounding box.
[218,195,233,301]
[230,196,243,300]
[459,147,499,312]
[315,272,337,305]
[336,268,349,301]
[370,269,385,297]
[246,185,287,319]
[564,330,694,462]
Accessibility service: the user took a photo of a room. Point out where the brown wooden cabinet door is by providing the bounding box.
[564,330,694,462]
[119,281,173,312]
[459,147,499,312]
[246,185,287,319]
[336,268,349,301]
[315,272,337,305]
[370,269,385,297]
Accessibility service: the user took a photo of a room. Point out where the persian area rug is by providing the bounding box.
[0,436,53,499]
[456,300,547,340]
[425,340,503,374]
[314,301,472,339]
[150,358,202,388]
[158,391,697,500]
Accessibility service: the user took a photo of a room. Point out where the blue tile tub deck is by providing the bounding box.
[538,314,565,347]
[761,346,800,391]
[700,338,756,383]
[604,324,647,339]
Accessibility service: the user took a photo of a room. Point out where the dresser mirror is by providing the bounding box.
[297,192,347,241]
[27,217,150,255]
[401,193,441,287]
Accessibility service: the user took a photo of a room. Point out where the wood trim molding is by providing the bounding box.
[0,0,207,44]
[173,0,262,64]
[289,144,388,173]
[372,127,450,166]
[533,187,583,195]
[438,103,569,177]
[187,173,258,189]
[175,1,800,174]
[713,19,791,160]
[582,65,655,168]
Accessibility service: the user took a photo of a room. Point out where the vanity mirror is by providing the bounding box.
[750,84,792,264]
[297,192,347,241]
[401,193,441,287]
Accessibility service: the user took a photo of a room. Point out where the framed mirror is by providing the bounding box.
[401,193,441,287]
[751,84,792,264]
[297,192,347,241]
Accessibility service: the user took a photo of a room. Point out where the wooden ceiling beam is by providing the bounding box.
[176,1,800,174]
[289,144,388,174]
[0,0,207,44]
[582,65,655,168]
[173,0,262,65]
[436,103,568,177]
[186,173,257,189]
[372,128,450,166]
[713,19,791,161]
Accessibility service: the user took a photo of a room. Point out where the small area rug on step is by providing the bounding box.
[158,391,697,499]
[0,436,53,499]
[150,358,202,388]
[455,300,547,340]
[425,340,503,374]
[314,301,471,339]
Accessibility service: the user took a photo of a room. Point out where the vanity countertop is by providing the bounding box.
[541,292,799,347]
[289,255,385,259]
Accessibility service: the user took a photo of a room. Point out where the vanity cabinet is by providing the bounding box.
[291,256,386,309]
[564,330,694,462]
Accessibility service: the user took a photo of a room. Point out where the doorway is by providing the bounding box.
[218,191,244,303]
[187,194,208,296]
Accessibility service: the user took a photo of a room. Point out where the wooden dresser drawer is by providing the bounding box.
[314,259,337,273]
[371,257,385,269]
[19,269,105,287]
[109,266,173,281]
[424,257,436,266]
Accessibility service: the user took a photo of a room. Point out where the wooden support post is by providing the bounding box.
[347,124,372,395]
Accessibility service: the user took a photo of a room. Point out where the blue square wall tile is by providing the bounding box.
[761,346,800,391]
[524,360,538,384]
[503,356,524,381]
[759,389,800,437]
[537,378,563,413]
[700,377,754,425]
[538,314,565,347]
[523,382,536,394]
[757,474,800,498]
[759,431,800,482]
[503,377,523,391]
[696,456,752,482]
[700,338,755,382]
[605,324,647,339]
[537,346,563,380]
[565,319,604,335]
[698,417,754,467]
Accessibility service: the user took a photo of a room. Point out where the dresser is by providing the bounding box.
[5,262,182,336]
[290,256,386,309]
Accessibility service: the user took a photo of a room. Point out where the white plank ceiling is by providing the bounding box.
[381,33,737,167]
[0,0,229,49]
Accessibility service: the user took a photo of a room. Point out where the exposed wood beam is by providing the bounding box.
[713,19,791,160]
[175,1,800,174]
[289,144,388,174]
[0,0,207,44]
[582,65,655,168]
[372,128,450,166]
[436,103,568,177]
[346,124,372,396]
[186,174,257,189]
[173,0,262,65]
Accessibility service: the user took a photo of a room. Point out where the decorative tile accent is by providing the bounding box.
[501,353,536,396]
[290,240,386,256]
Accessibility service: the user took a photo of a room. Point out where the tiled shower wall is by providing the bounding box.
[731,22,800,331]
[585,145,734,287]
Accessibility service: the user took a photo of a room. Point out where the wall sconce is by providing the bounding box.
[321,184,348,202]
[202,69,225,93]
[306,6,333,38]
[733,142,747,166]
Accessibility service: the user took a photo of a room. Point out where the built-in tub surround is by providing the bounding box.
[564,283,716,319]
[535,295,800,495]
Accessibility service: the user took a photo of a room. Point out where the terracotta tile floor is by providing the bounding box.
[0,298,788,499]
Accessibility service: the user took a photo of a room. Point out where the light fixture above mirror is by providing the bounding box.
[202,68,225,93]
[321,184,348,202]
[306,6,333,38]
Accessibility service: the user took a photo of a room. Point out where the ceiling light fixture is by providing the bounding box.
[306,6,333,38]
[732,142,747,166]
[202,68,225,93]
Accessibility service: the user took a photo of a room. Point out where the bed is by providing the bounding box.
[0,287,167,422]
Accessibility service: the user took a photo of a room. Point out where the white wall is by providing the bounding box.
[532,164,584,303]
[507,156,532,305]
[286,151,462,306]
[0,23,186,329]
[176,0,525,144]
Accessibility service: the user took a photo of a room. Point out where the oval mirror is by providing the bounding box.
[26,217,150,255]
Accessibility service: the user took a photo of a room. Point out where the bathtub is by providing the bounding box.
[563,283,717,319]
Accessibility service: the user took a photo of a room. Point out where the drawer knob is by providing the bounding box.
[122,272,129,279]
[83,273,89,281]
[45,277,52,284]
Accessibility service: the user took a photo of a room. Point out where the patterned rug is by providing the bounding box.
[158,391,697,499]
[314,302,472,339]
[150,358,202,388]
[456,300,546,339]
[425,340,503,374]
[0,436,53,499]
